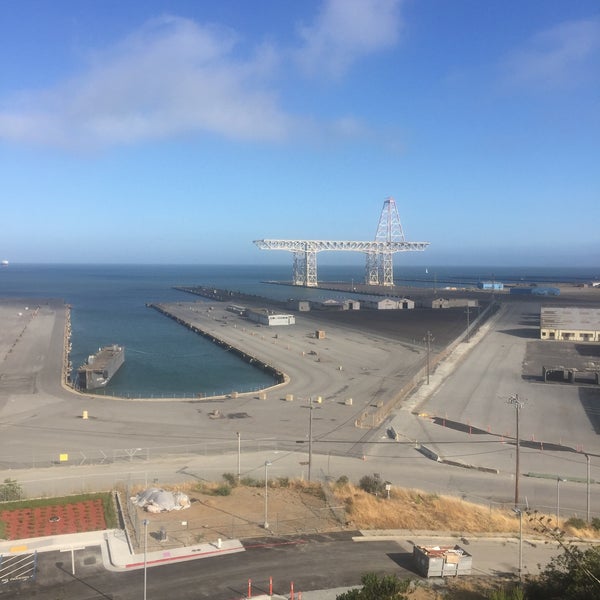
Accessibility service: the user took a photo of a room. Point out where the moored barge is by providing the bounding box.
[76,344,124,390]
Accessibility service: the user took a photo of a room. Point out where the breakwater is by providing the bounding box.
[174,285,286,308]
[147,303,287,393]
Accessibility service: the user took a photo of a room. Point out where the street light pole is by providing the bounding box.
[512,508,523,580]
[508,394,524,507]
[143,518,149,600]
[586,454,591,523]
[236,431,241,483]
[557,477,566,526]
[263,461,272,529]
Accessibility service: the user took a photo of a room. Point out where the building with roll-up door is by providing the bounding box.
[540,307,600,341]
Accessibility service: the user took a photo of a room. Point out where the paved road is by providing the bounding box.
[1,531,567,599]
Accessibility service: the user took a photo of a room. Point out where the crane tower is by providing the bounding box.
[253,197,429,287]
[366,196,405,286]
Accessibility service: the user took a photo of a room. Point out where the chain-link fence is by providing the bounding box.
[124,482,346,552]
[0,438,297,471]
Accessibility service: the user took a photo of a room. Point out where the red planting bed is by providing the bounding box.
[1,498,106,540]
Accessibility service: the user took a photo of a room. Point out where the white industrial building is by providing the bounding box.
[311,298,362,311]
[429,298,479,309]
[311,298,346,311]
[540,307,600,341]
[246,308,296,326]
[361,296,415,310]
[286,299,311,312]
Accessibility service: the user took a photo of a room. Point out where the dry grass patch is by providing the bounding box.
[332,482,567,535]
[128,477,600,541]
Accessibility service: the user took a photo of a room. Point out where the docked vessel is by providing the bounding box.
[76,344,124,390]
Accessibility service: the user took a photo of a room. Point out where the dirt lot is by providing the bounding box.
[131,483,343,552]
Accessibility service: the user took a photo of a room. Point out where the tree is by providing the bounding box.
[524,546,600,600]
[336,572,410,600]
[524,511,600,600]
[358,473,387,496]
[0,478,23,501]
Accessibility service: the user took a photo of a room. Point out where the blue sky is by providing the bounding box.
[1,0,598,266]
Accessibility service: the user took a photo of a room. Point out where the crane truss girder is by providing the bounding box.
[254,239,429,288]
[253,240,429,253]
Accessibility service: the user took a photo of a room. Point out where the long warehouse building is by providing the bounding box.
[540,307,600,342]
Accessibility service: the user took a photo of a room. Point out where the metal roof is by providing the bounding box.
[541,307,600,331]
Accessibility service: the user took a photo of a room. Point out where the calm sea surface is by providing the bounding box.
[1,263,598,397]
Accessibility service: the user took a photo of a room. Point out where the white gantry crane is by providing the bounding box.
[253,197,429,287]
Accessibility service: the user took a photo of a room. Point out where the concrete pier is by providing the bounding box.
[146,300,428,421]
[148,303,287,389]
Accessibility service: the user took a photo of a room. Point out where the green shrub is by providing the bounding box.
[591,517,600,531]
[336,475,349,487]
[488,585,524,600]
[240,476,260,487]
[276,476,290,488]
[565,516,586,529]
[214,484,232,496]
[524,545,600,599]
[336,572,410,599]
[0,479,23,501]
[222,473,237,487]
[358,473,386,496]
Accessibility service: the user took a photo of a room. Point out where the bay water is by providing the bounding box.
[1,263,597,397]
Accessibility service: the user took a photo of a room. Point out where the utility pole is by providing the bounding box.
[508,394,524,507]
[465,306,471,342]
[308,399,313,482]
[424,331,434,384]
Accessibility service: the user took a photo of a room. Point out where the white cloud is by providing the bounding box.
[503,18,600,89]
[295,0,403,77]
[0,15,293,149]
[0,3,400,151]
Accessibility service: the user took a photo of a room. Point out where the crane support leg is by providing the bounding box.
[365,252,380,285]
[292,252,306,286]
[381,250,394,286]
[293,250,318,287]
